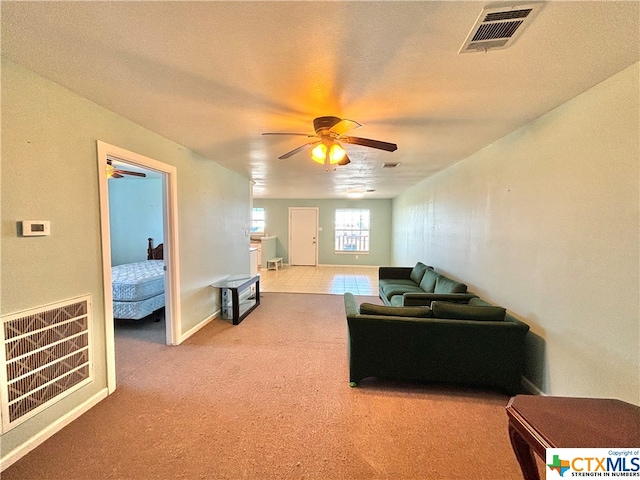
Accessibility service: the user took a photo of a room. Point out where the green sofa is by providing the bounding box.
[379,262,476,306]
[344,292,530,394]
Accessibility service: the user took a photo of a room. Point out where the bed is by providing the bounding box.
[112,238,165,320]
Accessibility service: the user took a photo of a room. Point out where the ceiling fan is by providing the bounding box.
[262,116,397,170]
[106,159,147,179]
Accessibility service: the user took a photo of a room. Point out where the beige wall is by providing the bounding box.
[392,63,639,404]
[1,59,251,457]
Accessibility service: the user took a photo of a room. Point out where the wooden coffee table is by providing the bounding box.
[506,395,640,480]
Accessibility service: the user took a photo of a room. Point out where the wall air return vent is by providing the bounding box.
[0,295,93,432]
[459,4,543,53]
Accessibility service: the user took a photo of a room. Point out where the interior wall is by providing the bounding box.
[252,198,392,267]
[392,63,639,404]
[1,58,250,458]
[108,178,163,266]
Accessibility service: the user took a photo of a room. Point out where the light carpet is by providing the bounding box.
[2,293,537,479]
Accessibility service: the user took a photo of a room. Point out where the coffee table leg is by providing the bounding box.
[508,424,541,480]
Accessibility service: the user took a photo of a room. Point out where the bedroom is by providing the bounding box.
[107,163,169,375]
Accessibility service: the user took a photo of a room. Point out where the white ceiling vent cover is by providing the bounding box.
[459,4,543,53]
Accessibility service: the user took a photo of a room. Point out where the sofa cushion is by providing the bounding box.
[434,275,467,294]
[409,262,430,284]
[389,295,405,307]
[419,268,439,293]
[380,283,425,300]
[430,301,506,321]
[379,278,420,288]
[468,297,493,307]
[359,303,432,318]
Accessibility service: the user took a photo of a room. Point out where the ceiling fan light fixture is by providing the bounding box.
[329,143,346,164]
[264,116,396,169]
[311,143,327,164]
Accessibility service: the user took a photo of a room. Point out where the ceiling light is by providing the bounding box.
[311,141,346,167]
[328,144,346,164]
[346,192,365,199]
[311,143,327,164]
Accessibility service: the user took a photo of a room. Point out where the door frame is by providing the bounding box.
[97,141,182,394]
[288,207,319,266]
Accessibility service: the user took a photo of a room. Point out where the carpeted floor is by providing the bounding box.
[2,293,538,479]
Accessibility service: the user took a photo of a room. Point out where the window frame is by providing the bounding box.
[251,207,266,234]
[334,208,370,254]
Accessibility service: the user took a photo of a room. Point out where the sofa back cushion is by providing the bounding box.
[468,297,493,307]
[434,275,467,294]
[359,303,433,318]
[431,301,506,321]
[409,262,430,284]
[419,268,439,292]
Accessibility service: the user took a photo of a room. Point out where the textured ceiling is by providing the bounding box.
[2,1,638,199]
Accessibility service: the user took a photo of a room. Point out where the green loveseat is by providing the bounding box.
[344,292,530,394]
[379,262,476,306]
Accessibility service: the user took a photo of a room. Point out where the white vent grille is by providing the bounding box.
[1,295,93,432]
[459,4,543,53]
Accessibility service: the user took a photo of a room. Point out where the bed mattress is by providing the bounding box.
[112,260,165,302]
[113,293,165,320]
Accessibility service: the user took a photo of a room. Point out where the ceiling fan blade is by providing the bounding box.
[329,119,361,136]
[278,141,320,160]
[342,136,398,152]
[115,169,147,177]
[337,154,351,166]
[262,132,317,137]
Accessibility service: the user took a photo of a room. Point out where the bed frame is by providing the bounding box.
[147,237,164,260]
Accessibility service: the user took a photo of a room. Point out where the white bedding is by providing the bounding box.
[112,260,165,302]
[112,260,165,320]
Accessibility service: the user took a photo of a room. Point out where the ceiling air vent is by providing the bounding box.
[381,162,400,169]
[459,4,543,53]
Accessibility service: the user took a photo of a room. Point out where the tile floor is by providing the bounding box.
[259,264,379,296]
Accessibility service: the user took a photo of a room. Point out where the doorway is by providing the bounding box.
[97,141,181,393]
[289,207,318,266]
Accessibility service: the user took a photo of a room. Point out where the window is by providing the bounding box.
[335,209,370,253]
[251,207,265,233]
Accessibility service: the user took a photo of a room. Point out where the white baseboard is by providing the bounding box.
[317,264,378,269]
[261,264,378,269]
[178,310,219,344]
[0,387,109,471]
[521,376,545,395]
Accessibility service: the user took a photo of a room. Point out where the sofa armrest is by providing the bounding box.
[378,266,413,281]
[402,292,477,306]
[344,292,360,318]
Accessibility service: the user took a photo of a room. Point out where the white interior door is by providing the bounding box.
[289,207,318,266]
